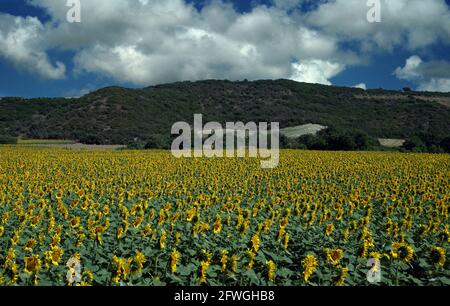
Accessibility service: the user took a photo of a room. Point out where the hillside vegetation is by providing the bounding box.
[1,79,449,149]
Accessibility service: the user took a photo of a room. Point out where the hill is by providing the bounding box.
[1,79,450,148]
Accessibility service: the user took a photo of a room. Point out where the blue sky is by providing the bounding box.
[0,0,449,98]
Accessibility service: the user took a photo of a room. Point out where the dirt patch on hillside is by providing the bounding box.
[379,138,405,148]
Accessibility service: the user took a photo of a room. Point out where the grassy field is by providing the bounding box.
[0,147,448,286]
[280,124,327,138]
[17,139,76,145]
[16,140,124,151]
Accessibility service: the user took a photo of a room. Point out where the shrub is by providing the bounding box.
[440,137,450,153]
[0,135,17,144]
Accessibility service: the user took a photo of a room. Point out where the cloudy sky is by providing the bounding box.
[0,0,449,97]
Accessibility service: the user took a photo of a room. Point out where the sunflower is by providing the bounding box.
[46,246,64,266]
[10,231,20,246]
[266,260,277,282]
[213,214,222,234]
[24,239,37,252]
[141,224,151,238]
[283,232,290,249]
[201,249,213,263]
[55,191,63,201]
[335,266,349,286]
[231,255,239,274]
[431,247,446,268]
[199,260,210,284]
[3,248,15,269]
[175,232,181,245]
[134,250,146,274]
[391,242,414,263]
[117,227,125,240]
[245,249,256,269]
[186,208,196,222]
[112,256,132,284]
[77,270,94,286]
[302,255,318,283]
[325,248,344,266]
[70,217,81,229]
[10,262,19,285]
[220,250,228,273]
[24,255,41,274]
[170,249,181,273]
[325,223,335,236]
[251,234,261,252]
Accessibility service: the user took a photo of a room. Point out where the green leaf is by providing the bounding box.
[243,269,260,285]
[439,277,450,285]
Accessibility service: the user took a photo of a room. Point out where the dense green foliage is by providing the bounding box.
[402,133,450,153]
[1,80,449,148]
[290,128,378,151]
[0,135,17,144]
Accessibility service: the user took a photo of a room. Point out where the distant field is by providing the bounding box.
[281,124,327,138]
[378,138,406,148]
[18,139,76,145]
[15,140,124,150]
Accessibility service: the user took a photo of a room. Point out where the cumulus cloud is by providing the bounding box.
[353,83,367,90]
[417,79,450,93]
[306,0,450,51]
[290,60,345,85]
[0,0,448,87]
[394,55,450,92]
[0,13,65,79]
[394,55,423,81]
[25,0,350,85]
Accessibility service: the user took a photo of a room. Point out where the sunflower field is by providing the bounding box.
[0,147,448,286]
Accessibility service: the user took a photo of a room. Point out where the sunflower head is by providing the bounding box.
[266,260,276,282]
[431,247,446,268]
[55,191,63,200]
[302,255,318,282]
[325,223,335,236]
[70,217,81,228]
[391,242,414,262]
[24,239,37,252]
[24,255,41,274]
[251,234,261,252]
[325,248,344,266]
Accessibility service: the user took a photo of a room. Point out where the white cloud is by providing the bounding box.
[290,60,345,85]
[306,0,450,51]
[0,0,448,87]
[394,56,423,81]
[353,83,367,90]
[0,14,65,79]
[30,0,348,85]
[394,55,450,92]
[417,79,450,93]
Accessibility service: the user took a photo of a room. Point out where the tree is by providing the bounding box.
[440,137,450,153]
[144,136,160,149]
[0,135,17,144]
[279,134,290,149]
[403,136,426,152]
[297,134,319,149]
